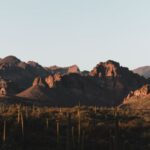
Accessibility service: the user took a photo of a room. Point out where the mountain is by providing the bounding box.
[133,66,150,78]
[0,56,148,106]
[16,60,147,106]
[0,56,49,92]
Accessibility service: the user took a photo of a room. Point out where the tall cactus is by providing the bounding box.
[46,118,49,129]
[56,120,60,145]
[21,112,24,137]
[72,126,75,149]
[3,120,6,143]
[25,106,28,119]
[17,105,21,124]
[114,107,119,150]
[77,105,81,150]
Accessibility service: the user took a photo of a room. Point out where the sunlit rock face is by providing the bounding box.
[32,77,48,88]
[89,60,120,77]
[45,75,54,88]
[0,78,8,95]
[124,84,150,102]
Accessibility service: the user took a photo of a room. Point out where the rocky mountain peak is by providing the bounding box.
[90,60,120,77]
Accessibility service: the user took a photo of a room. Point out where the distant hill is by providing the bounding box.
[133,66,150,78]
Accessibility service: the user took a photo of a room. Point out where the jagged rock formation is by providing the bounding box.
[32,77,48,87]
[89,60,146,103]
[121,84,150,109]
[0,78,8,95]
[124,84,150,102]
[45,75,54,88]
[90,60,119,77]
[133,66,150,78]
[0,56,148,106]
[17,76,52,101]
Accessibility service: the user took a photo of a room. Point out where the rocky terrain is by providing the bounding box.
[133,66,150,78]
[120,84,150,109]
[0,56,149,107]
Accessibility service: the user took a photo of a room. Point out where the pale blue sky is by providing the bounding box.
[0,0,150,70]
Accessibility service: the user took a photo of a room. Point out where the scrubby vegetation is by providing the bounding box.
[0,105,149,150]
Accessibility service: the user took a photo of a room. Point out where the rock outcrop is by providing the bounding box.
[90,60,119,77]
[124,84,150,102]
[45,75,54,88]
[32,77,48,87]
[89,60,146,104]
[0,77,17,96]
[120,84,150,109]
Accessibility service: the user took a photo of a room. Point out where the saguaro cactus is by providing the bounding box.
[56,120,60,145]
[3,120,6,143]
[17,106,21,124]
[21,112,24,137]
[46,118,49,129]
[77,106,81,149]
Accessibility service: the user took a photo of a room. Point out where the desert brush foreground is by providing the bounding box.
[0,104,149,150]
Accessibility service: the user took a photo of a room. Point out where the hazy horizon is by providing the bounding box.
[0,0,150,70]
